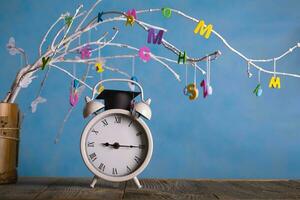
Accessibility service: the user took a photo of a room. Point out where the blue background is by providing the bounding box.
[0,0,300,178]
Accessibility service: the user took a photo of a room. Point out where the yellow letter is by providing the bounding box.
[268,76,281,89]
[194,20,213,39]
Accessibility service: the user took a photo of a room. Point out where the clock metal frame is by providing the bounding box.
[80,109,153,182]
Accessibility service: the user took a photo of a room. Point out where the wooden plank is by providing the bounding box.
[35,177,125,200]
[123,179,218,200]
[1,178,300,200]
[0,177,57,200]
[195,179,300,199]
[123,179,300,200]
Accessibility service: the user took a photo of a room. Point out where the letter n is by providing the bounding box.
[194,20,213,39]
[147,28,164,45]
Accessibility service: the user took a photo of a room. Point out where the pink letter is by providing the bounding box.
[126,9,137,19]
[200,80,208,98]
[69,91,79,107]
[139,46,151,62]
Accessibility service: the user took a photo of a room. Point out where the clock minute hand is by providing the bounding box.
[102,142,144,149]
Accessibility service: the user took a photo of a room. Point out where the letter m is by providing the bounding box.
[147,28,164,45]
[194,20,213,39]
[269,77,281,89]
[127,9,137,19]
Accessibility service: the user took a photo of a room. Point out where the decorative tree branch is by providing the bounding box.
[4,0,298,105]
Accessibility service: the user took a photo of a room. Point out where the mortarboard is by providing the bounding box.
[96,89,140,111]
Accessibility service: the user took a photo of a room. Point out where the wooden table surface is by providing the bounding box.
[1,177,300,200]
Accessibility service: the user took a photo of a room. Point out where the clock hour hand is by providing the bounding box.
[102,142,145,149]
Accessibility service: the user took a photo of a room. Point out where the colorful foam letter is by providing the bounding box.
[177,51,187,64]
[147,28,164,45]
[97,12,104,22]
[69,91,79,107]
[95,63,104,73]
[128,76,138,91]
[207,85,213,95]
[139,46,151,62]
[253,84,263,96]
[127,9,137,19]
[65,16,73,27]
[183,86,189,96]
[125,9,136,26]
[80,45,91,59]
[73,79,80,89]
[194,20,213,39]
[187,83,199,100]
[162,8,172,18]
[41,57,51,70]
[268,76,281,89]
[98,85,105,94]
[126,15,135,26]
[200,80,208,98]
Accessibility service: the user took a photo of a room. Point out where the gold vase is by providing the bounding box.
[0,103,20,184]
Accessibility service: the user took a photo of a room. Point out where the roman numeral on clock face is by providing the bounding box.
[98,163,105,172]
[91,129,99,135]
[112,168,118,175]
[89,153,97,162]
[127,166,132,173]
[101,119,108,126]
[114,116,121,123]
[134,156,141,164]
[88,142,94,147]
[136,131,143,136]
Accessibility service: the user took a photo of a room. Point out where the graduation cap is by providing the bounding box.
[96,89,141,111]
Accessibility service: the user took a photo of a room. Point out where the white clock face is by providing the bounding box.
[81,109,152,181]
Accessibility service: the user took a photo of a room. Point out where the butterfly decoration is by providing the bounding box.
[6,37,18,55]
[31,96,47,113]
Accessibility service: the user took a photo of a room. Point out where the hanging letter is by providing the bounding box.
[200,80,208,98]
[127,9,137,19]
[268,76,281,89]
[139,46,151,62]
[69,92,79,107]
[162,8,172,18]
[187,83,199,100]
[147,28,164,45]
[194,20,213,39]
[177,51,187,64]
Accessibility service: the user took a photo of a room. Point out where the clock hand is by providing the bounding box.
[102,142,145,149]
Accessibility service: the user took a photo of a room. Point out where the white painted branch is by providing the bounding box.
[135,8,300,78]
[249,43,300,62]
[49,64,93,91]
[75,0,102,32]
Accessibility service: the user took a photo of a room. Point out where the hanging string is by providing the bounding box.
[273,58,276,77]
[132,56,135,76]
[258,70,261,83]
[98,46,103,80]
[209,56,211,85]
[193,62,197,84]
[206,56,211,86]
[185,63,188,86]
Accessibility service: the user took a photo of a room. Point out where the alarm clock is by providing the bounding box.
[81,79,153,189]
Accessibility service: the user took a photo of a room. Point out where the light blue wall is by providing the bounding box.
[0,0,300,178]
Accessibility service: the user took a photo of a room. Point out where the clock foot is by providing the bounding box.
[133,177,142,189]
[90,176,98,188]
